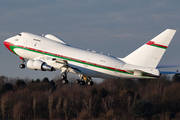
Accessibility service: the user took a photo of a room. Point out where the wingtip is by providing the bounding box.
[166,29,177,32]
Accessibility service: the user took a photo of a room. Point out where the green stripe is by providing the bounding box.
[11,45,156,78]
[10,46,18,55]
[151,44,167,49]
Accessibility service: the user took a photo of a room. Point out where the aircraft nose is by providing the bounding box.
[4,39,15,54]
[4,40,10,49]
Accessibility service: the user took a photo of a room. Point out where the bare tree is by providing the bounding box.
[48,95,53,120]
[33,97,36,119]
[1,95,8,120]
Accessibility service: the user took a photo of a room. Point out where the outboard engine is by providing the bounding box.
[27,60,55,71]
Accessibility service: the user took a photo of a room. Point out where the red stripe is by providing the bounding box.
[5,41,128,74]
[20,57,24,60]
[146,41,167,48]
[4,41,15,54]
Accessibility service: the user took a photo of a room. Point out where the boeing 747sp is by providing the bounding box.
[4,29,177,85]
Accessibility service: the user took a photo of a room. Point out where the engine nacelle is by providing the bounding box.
[27,60,55,71]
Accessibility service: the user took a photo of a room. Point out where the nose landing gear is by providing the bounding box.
[19,57,25,69]
[19,64,25,69]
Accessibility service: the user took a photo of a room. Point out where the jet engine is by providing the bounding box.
[27,60,55,71]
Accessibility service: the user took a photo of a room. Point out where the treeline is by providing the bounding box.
[0,75,180,120]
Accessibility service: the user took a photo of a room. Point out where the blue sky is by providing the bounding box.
[1,0,180,81]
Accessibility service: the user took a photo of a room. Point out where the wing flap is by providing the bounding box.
[52,58,68,65]
[52,58,82,74]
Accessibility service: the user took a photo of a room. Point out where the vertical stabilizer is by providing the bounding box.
[122,29,176,68]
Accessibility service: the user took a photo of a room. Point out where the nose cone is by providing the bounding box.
[4,40,15,54]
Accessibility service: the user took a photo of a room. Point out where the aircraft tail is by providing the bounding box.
[121,29,176,68]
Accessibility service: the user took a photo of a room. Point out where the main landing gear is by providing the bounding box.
[61,73,94,86]
[76,76,94,86]
[19,58,25,69]
[60,67,69,84]
[61,74,69,84]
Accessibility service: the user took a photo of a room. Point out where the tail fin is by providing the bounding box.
[121,29,176,68]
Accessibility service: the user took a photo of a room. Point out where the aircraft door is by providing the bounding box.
[114,65,122,78]
[42,48,47,57]
[21,40,31,59]
[84,58,91,67]
[23,41,28,52]
[114,65,120,74]
[23,40,27,48]
[33,42,38,47]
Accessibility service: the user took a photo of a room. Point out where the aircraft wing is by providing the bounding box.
[31,56,82,75]
[52,58,82,74]
[52,58,68,65]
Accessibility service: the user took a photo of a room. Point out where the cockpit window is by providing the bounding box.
[18,33,22,36]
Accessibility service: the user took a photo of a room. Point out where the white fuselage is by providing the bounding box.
[4,32,161,80]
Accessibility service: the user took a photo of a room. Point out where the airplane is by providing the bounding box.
[4,29,177,86]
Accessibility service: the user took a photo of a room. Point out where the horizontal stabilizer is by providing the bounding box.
[125,68,160,77]
[156,64,180,69]
[160,71,180,74]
